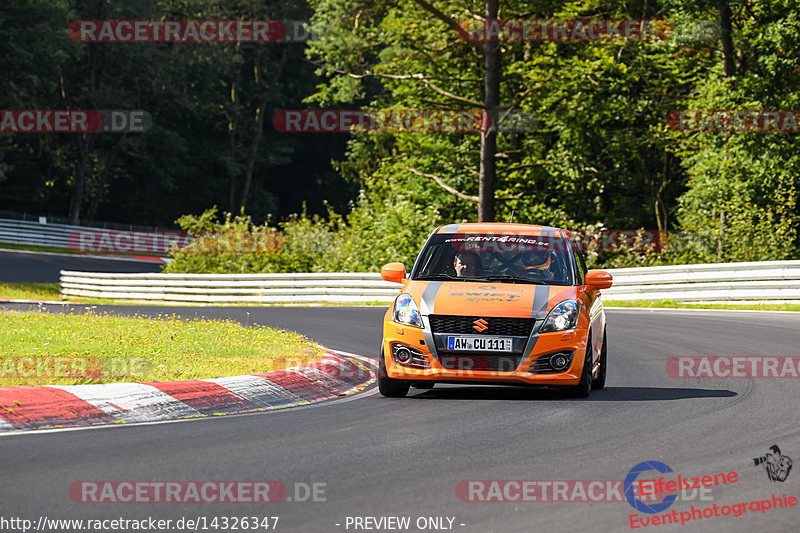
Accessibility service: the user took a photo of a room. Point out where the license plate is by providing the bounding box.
[447,336,513,352]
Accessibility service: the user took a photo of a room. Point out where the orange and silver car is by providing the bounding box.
[378,223,612,398]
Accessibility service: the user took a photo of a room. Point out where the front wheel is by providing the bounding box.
[565,336,592,398]
[592,329,607,390]
[378,347,410,398]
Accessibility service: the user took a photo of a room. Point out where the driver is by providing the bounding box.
[520,251,555,280]
[454,252,483,277]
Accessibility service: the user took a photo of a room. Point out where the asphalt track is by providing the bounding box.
[2,260,800,532]
[0,249,162,283]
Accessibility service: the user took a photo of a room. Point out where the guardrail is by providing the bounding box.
[601,260,800,303]
[59,260,800,305]
[60,271,401,304]
[0,217,177,254]
[0,218,91,249]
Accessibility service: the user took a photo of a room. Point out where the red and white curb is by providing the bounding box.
[0,352,374,433]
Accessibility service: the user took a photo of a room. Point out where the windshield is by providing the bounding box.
[413,233,574,285]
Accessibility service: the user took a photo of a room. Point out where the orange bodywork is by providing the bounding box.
[381,223,609,387]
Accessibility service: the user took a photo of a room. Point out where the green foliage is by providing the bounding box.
[3,0,800,271]
[0,0,352,226]
[302,0,800,270]
[671,2,800,262]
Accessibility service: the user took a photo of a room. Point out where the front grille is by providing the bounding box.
[429,315,535,336]
[439,354,523,372]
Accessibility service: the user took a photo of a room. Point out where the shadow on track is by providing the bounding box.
[405,385,736,401]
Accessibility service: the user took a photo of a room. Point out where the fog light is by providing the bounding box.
[550,353,570,371]
[395,347,413,365]
[391,343,430,369]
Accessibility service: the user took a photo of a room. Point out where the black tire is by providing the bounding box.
[378,347,410,398]
[592,328,607,390]
[566,335,592,398]
[411,381,435,389]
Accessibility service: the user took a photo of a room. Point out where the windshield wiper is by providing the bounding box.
[415,274,463,281]
[415,274,501,282]
[482,275,549,285]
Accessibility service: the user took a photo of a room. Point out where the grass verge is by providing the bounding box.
[0,282,62,301]
[0,243,75,254]
[605,299,800,312]
[0,310,321,386]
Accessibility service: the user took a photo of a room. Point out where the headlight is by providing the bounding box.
[393,293,423,328]
[540,300,579,333]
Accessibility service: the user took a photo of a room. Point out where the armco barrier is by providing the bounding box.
[0,217,177,253]
[603,260,800,303]
[59,260,800,305]
[60,271,402,304]
[0,218,102,249]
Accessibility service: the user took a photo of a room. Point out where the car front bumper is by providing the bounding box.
[382,318,588,386]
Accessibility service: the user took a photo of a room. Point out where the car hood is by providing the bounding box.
[403,281,577,320]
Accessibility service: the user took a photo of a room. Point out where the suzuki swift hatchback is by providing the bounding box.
[378,223,612,398]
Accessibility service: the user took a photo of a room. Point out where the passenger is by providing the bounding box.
[454,252,482,277]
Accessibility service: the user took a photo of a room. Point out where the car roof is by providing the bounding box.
[434,222,570,239]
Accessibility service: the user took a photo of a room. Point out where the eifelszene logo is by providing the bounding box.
[625,461,678,514]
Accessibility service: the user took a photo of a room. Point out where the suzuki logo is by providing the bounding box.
[473,318,488,333]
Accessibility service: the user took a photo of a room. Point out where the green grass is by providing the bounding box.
[605,299,800,312]
[0,242,74,254]
[0,310,321,386]
[0,282,62,301]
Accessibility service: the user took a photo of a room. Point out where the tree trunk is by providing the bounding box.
[654,153,669,234]
[68,133,97,224]
[239,88,270,210]
[227,120,238,211]
[227,76,240,212]
[86,135,125,221]
[478,0,500,222]
[238,48,290,210]
[719,0,735,77]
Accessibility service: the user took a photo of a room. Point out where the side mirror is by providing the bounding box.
[381,262,407,284]
[585,269,612,291]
